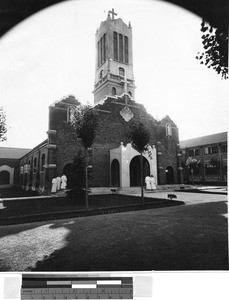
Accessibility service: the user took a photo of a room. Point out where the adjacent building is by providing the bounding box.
[180,132,227,185]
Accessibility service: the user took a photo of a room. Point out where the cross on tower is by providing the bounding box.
[109,8,117,20]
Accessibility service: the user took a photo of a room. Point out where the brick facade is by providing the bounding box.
[40,94,181,190]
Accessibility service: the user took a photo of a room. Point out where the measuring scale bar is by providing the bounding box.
[21,276,133,299]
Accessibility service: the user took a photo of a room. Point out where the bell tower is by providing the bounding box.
[93,9,136,105]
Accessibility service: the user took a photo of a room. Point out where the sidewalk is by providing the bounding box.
[119,189,227,205]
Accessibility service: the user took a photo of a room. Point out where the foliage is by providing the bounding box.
[127,121,150,153]
[0,107,7,142]
[127,121,151,206]
[66,155,88,199]
[196,20,228,79]
[186,157,200,185]
[186,157,200,168]
[70,105,99,149]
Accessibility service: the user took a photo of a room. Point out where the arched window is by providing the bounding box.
[34,157,37,172]
[128,91,132,97]
[166,123,172,137]
[119,34,123,62]
[99,70,103,79]
[124,36,128,63]
[112,87,116,96]
[113,31,118,60]
[41,154,45,171]
[119,67,125,77]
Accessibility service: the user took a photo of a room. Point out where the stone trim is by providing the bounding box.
[44,164,57,169]
[47,144,57,149]
[47,130,57,135]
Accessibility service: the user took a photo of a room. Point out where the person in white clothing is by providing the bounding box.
[56,176,61,191]
[51,177,58,193]
[150,175,156,190]
[145,175,151,190]
[60,174,67,190]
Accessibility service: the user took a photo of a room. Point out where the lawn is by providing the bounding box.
[0,193,184,225]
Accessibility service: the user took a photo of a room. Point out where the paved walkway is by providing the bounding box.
[119,189,227,206]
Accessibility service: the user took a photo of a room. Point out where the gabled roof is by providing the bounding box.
[180,132,228,148]
[0,147,31,159]
[160,115,177,127]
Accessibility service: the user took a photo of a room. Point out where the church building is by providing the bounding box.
[1,10,182,192]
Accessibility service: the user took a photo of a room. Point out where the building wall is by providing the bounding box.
[91,95,180,186]
[0,158,19,187]
[19,142,48,191]
[181,141,227,185]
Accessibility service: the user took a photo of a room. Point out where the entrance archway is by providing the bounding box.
[111,159,120,187]
[130,155,150,186]
[0,170,10,185]
[166,166,174,184]
[63,163,74,188]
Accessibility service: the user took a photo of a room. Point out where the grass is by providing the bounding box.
[0,187,39,198]
[0,194,184,224]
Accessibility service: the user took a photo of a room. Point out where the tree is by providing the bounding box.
[196,20,228,79]
[127,121,150,206]
[186,157,200,185]
[70,105,99,209]
[0,107,7,142]
[66,154,86,199]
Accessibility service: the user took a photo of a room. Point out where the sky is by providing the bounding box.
[0,0,228,149]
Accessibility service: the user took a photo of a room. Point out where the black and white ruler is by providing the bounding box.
[21,274,133,299]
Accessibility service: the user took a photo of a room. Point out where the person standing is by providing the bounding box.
[51,177,57,193]
[56,176,61,191]
[150,175,156,190]
[60,174,67,190]
[145,175,151,190]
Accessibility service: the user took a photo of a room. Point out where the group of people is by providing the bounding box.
[51,174,67,193]
[145,174,156,191]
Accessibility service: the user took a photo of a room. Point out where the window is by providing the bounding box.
[192,166,200,176]
[119,34,123,62]
[166,123,172,137]
[205,163,218,175]
[41,154,45,172]
[100,70,103,78]
[34,157,37,173]
[211,146,218,154]
[112,87,116,96]
[113,31,118,60]
[188,150,194,157]
[124,36,128,63]
[100,37,103,65]
[205,146,218,155]
[194,149,200,156]
[189,149,200,156]
[128,91,132,97]
[119,67,125,77]
[97,40,100,67]
[221,144,227,153]
[103,34,106,63]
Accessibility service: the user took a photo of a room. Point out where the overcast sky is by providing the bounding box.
[0,0,228,149]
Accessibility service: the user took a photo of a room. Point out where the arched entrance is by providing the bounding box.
[63,163,74,189]
[130,155,150,186]
[111,159,120,187]
[0,170,10,185]
[166,166,174,184]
